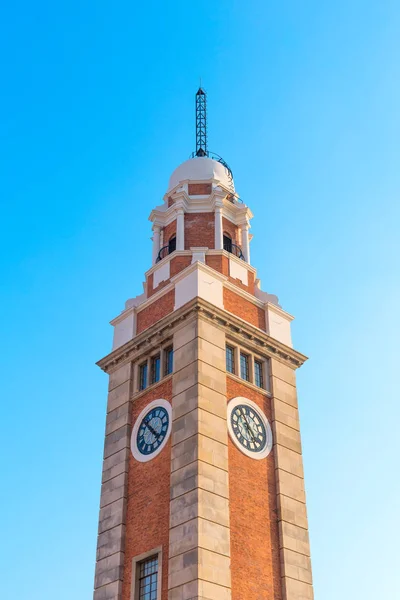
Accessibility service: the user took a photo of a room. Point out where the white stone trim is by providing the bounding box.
[153,259,170,289]
[150,188,253,227]
[229,256,249,285]
[227,397,273,460]
[131,399,172,463]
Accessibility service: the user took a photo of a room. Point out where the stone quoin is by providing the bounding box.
[93,88,314,600]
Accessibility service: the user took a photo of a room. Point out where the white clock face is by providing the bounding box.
[131,399,172,462]
[227,397,273,460]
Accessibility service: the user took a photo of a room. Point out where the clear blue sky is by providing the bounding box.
[1,1,399,598]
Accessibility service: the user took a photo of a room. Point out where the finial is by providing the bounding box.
[195,86,207,157]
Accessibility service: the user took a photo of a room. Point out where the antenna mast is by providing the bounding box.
[195,87,207,157]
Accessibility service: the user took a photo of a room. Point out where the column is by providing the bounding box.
[270,358,314,600]
[176,209,185,251]
[152,225,161,265]
[241,223,250,263]
[93,362,133,600]
[168,317,232,600]
[214,206,223,250]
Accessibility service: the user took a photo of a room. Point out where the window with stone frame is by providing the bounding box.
[151,354,161,384]
[138,555,158,600]
[226,341,271,392]
[226,345,235,374]
[240,352,250,381]
[164,346,173,375]
[254,359,264,388]
[139,362,148,391]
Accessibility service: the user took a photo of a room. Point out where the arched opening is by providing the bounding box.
[168,235,176,255]
[223,234,232,254]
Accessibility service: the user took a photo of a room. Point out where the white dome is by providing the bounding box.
[168,157,234,192]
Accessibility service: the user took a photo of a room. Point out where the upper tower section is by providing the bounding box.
[149,87,252,277]
[110,88,294,354]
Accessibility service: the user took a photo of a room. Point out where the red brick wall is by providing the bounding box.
[184,213,214,249]
[170,255,192,278]
[188,183,212,195]
[222,216,239,245]
[227,378,282,600]
[163,221,176,246]
[122,378,173,600]
[136,290,175,334]
[147,272,171,298]
[205,254,229,277]
[223,288,266,330]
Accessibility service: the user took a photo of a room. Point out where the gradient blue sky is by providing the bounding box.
[1,1,399,598]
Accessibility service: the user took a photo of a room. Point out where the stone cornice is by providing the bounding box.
[97,297,307,374]
[149,186,253,228]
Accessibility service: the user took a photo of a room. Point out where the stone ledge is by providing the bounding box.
[97,297,307,375]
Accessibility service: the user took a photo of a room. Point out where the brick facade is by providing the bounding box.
[223,288,266,330]
[184,212,214,249]
[188,183,212,195]
[136,290,175,334]
[170,255,192,278]
[147,272,172,298]
[222,216,239,245]
[163,220,176,246]
[122,379,173,600]
[227,377,282,600]
[206,254,229,277]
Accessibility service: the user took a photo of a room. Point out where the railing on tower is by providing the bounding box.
[223,240,245,260]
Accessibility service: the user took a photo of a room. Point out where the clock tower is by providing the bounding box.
[93,89,314,600]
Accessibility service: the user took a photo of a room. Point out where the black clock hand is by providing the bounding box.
[239,408,257,444]
[144,418,159,438]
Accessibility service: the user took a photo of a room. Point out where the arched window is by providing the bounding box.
[168,235,176,255]
[223,234,232,254]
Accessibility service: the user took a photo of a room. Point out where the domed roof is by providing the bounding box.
[168,157,234,192]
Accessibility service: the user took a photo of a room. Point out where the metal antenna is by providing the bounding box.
[195,87,207,157]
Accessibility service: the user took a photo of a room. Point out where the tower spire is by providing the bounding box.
[195,86,207,157]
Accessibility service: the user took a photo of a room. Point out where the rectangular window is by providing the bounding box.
[165,347,173,375]
[138,555,158,600]
[226,345,235,374]
[240,352,250,381]
[151,355,161,384]
[139,362,148,391]
[254,359,264,388]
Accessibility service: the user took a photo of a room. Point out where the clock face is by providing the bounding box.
[131,399,172,462]
[137,406,169,455]
[227,397,273,460]
[230,404,266,452]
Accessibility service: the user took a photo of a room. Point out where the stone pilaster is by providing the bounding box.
[271,359,313,600]
[93,362,133,600]
[168,316,231,600]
